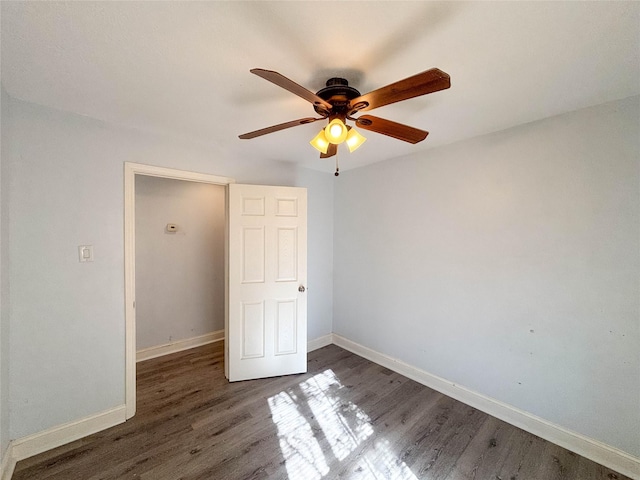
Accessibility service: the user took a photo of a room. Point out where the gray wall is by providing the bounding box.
[299,168,334,340]
[135,176,226,349]
[0,87,11,458]
[333,96,640,456]
[4,85,636,461]
[5,96,334,440]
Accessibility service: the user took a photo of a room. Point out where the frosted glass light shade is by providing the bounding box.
[346,128,366,152]
[324,119,348,144]
[310,130,330,153]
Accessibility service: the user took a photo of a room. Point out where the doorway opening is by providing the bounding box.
[134,176,225,361]
[124,162,235,419]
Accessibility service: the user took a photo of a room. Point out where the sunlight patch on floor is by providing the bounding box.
[349,438,419,480]
[268,369,418,480]
[299,369,373,461]
[268,390,330,480]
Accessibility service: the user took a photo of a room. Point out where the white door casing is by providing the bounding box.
[227,184,307,382]
[124,162,235,418]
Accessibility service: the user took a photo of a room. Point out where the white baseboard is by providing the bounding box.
[308,334,333,352]
[137,330,224,362]
[0,443,16,480]
[11,405,126,461]
[332,334,640,480]
[2,405,126,480]
[138,331,326,362]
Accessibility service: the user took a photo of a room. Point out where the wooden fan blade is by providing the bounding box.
[239,117,322,139]
[349,68,450,113]
[320,143,337,158]
[251,69,333,111]
[355,115,429,144]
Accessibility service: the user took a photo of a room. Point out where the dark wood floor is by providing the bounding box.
[14,342,630,480]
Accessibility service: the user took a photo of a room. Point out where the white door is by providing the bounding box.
[227,184,307,382]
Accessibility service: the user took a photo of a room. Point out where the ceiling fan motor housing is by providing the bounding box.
[314,78,361,116]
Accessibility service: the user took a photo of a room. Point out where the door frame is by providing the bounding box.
[124,162,235,419]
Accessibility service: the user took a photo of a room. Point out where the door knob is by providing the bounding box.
[298,285,306,293]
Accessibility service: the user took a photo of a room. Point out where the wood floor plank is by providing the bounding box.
[492,428,549,480]
[13,342,633,480]
[445,415,518,479]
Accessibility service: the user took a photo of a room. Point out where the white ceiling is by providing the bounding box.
[2,1,639,173]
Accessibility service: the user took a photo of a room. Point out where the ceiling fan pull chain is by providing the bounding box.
[335,150,340,176]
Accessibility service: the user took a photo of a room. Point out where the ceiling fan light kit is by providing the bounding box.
[239,67,451,166]
[309,119,366,155]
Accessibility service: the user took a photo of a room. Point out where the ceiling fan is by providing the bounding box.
[238,67,451,163]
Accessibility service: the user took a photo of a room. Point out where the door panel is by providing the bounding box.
[241,301,265,358]
[275,299,297,355]
[241,226,265,283]
[228,184,307,381]
[276,227,297,281]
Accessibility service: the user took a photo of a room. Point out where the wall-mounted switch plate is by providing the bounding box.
[78,245,94,262]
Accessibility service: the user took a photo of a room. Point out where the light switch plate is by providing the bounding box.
[78,245,94,262]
